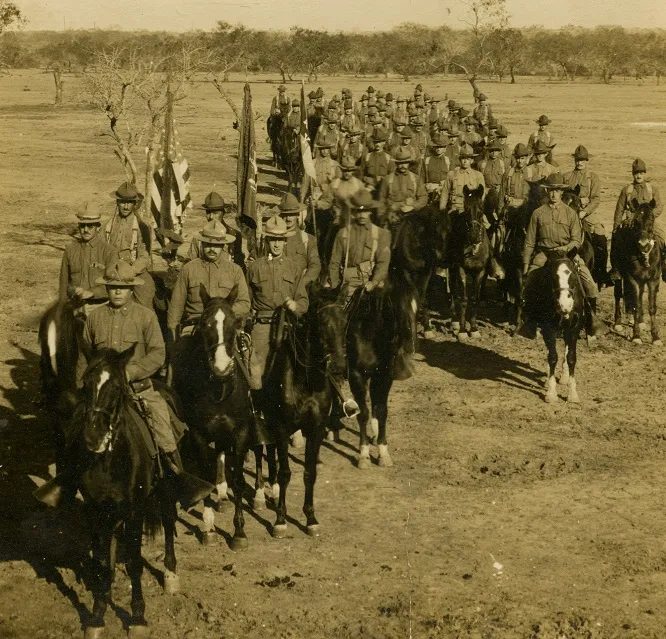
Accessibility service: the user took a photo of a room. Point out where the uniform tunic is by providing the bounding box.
[423,155,451,186]
[271,93,291,116]
[378,170,428,223]
[498,165,535,213]
[338,138,365,166]
[286,111,301,130]
[284,230,321,285]
[301,155,340,202]
[328,221,391,291]
[614,181,664,232]
[439,167,486,212]
[460,130,482,147]
[527,129,555,154]
[361,150,395,186]
[167,255,250,330]
[59,234,117,301]
[247,255,309,389]
[529,161,556,181]
[473,103,493,126]
[477,157,507,189]
[562,168,603,233]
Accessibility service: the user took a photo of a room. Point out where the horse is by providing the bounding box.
[267,114,284,168]
[170,286,261,550]
[71,346,183,637]
[448,184,492,341]
[519,252,586,403]
[280,126,304,195]
[612,199,662,345]
[257,282,348,537]
[346,272,418,469]
[561,186,600,288]
[389,204,449,339]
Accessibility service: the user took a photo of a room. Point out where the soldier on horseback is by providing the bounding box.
[498,143,535,225]
[473,93,493,128]
[611,158,665,281]
[519,173,601,338]
[270,84,291,117]
[361,129,394,196]
[439,144,486,213]
[186,192,239,261]
[563,145,611,287]
[528,115,556,165]
[422,133,451,204]
[286,99,301,132]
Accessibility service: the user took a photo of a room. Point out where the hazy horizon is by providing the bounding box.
[15,0,666,32]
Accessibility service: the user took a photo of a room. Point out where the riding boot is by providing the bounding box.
[592,233,612,287]
[609,232,621,282]
[661,245,666,283]
[489,257,505,281]
[162,449,214,511]
[516,317,537,339]
[585,297,606,338]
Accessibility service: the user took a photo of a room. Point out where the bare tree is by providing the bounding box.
[0,1,24,33]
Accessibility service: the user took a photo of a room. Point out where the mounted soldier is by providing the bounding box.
[528,115,556,166]
[167,220,250,341]
[325,156,365,219]
[59,201,117,315]
[187,192,239,262]
[277,193,321,287]
[460,116,482,147]
[440,144,485,214]
[477,140,507,224]
[473,93,493,128]
[286,99,301,132]
[394,95,407,123]
[340,99,359,133]
[520,173,602,339]
[390,126,419,174]
[378,147,428,236]
[314,115,342,160]
[106,182,155,310]
[498,143,536,225]
[423,132,451,204]
[611,158,666,281]
[388,117,408,152]
[300,139,341,208]
[337,124,365,169]
[328,190,391,299]
[529,140,557,182]
[270,85,291,118]
[384,93,395,126]
[410,117,429,168]
[361,129,394,198]
[493,125,512,163]
[445,126,462,169]
[563,145,611,286]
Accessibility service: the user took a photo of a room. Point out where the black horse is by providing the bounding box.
[71,347,183,637]
[612,199,662,345]
[170,287,260,550]
[346,273,418,469]
[259,282,348,537]
[561,186,600,287]
[267,114,284,168]
[280,126,304,194]
[520,252,586,403]
[390,204,449,339]
[449,185,492,341]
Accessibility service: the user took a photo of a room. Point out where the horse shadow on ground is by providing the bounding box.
[258,180,289,196]
[419,338,544,397]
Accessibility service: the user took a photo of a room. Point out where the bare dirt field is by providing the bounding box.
[1,71,666,638]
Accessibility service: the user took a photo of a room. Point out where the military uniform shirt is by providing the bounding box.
[499,165,534,207]
[477,157,507,189]
[529,162,556,181]
[83,300,165,382]
[614,181,663,229]
[362,150,394,182]
[167,255,250,329]
[440,167,486,211]
[379,171,428,215]
[284,231,321,285]
[105,213,150,273]
[423,155,451,184]
[473,104,493,125]
[247,255,309,317]
[59,234,117,300]
[523,202,582,268]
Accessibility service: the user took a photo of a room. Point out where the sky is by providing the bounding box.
[16,0,666,32]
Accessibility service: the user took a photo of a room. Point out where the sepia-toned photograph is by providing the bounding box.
[1,0,666,636]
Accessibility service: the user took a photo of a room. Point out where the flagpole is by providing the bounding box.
[159,80,174,236]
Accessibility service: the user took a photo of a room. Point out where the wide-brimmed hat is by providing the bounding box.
[430,132,449,147]
[396,95,406,103]
[350,190,378,211]
[399,126,414,139]
[160,229,184,253]
[487,116,499,128]
[361,93,369,101]
[632,158,647,173]
[111,181,144,203]
[393,147,414,164]
[371,129,388,142]
[541,173,568,190]
[264,215,292,238]
[478,93,488,101]
[385,93,394,101]
[447,99,457,108]
[532,139,555,154]
[572,145,590,160]
[278,84,287,92]
[414,83,423,92]
[196,220,235,245]
[536,114,551,125]
[347,124,362,136]
[513,143,530,158]
[307,90,317,99]
[412,117,424,127]
[339,155,358,171]
[487,140,503,152]
[495,125,509,138]
[96,261,144,287]
[458,144,477,159]
[367,85,376,93]
[291,99,300,107]
[316,139,334,149]
[200,191,225,211]
[277,192,304,216]
[76,201,103,224]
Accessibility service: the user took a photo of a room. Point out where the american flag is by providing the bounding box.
[150,101,192,234]
[300,82,317,182]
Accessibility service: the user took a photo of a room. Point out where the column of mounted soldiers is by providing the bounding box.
[59,82,664,461]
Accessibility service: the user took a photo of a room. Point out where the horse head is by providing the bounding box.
[629,197,657,244]
[81,345,135,454]
[462,184,486,246]
[198,285,240,379]
[547,251,582,320]
[561,184,582,212]
[308,282,347,377]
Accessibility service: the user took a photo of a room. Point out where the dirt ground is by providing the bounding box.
[1,70,666,638]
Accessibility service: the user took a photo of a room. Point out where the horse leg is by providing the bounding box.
[303,424,326,536]
[272,433,291,539]
[637,281,647,331]
[215,449,230,510]
[371,374,393,467]
[230,447,248,551]
[648,280,661,345]
[159,483,179,597]
[350,371,371,469]
[542,326,559,403]
[420,272,435,339]
[266,443,279,501]
[125,513,150,635]
[613,280,624,332]
[560,344,570,386]
[252,445,266,510]
[565,333,580,403]
[457,267,469,341]
[631,280,644,343]
[469,270,484,338]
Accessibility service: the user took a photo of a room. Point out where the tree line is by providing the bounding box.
[1,22,666,85]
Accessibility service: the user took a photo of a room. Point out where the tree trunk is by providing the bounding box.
[52,69,63,106]
[279,68,287,83]
[143,113,162,230]
[510,66,516,83]
[109,118,138,185]
[403,73,410,82]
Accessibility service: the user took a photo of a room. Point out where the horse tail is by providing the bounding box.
[143,490,165,541]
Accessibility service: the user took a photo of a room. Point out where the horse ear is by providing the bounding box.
[573,184,581,196]
[649,198,657,211]
[463,184,470,196]
[199,284,211,307]
[474,185,484,198]
[225,284,238,306]
[566,247,578,260]
[120,343,137,368]
[631,197,640,211]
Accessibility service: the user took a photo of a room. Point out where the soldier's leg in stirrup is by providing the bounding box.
[653,220,666,282]
[609,230,622,281]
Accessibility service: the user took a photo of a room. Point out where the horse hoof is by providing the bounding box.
[306,524,321,537]
[378,453,393,468]
[357,456,372,470]
[163,570,180,595]
[568,393,581,404]
[632,338,643,345]
[201,531,217,546]
[613,324,624,333]
[230,535,248,551]
[653,339,663,347]
[638,322,647,330]
[84,627,105,639]
[544,393,558,404]
[127,625,150,638]
[253,491,266,511]
[469,331,481,339]
[272,523,288,539]
[457,332,469,342]
[291,431,305,449]
[214,499,230,513]
[326,430,335,442]
[423,330,435,340]
[451,322,461,332]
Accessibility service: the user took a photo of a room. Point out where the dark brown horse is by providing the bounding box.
[520,252,586,403]
[449,184,491,341]
[612,199,662,345]
[280,126,304,194]
[561,186,601,288]
[267,114,284,168]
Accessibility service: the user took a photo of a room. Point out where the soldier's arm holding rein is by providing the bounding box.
[584,173,601,215]
[414,177,428,210]
[561,209,583,255]
[328,232,344,289]
[286,266,309,316]
[652,184,663,217]
[370,231,391,288]
[126,311,165,382]
[613,187,628,231]
[439,174,452,211]
[522,214,538,273]
[231,264,251,319]
[305,237,322,284]
[166,265,188,333]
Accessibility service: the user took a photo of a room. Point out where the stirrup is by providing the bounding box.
[342,398,360,419]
